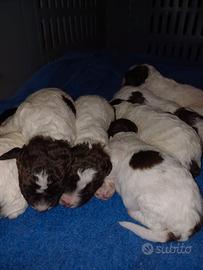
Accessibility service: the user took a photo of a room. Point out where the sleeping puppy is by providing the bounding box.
[0,88,76,143]
[60,95,114,208]
[0,132,27,218]
[111,85,203,145]
[123,64,203,116]
[0,136,73,212]
[0,88,76,211]
[113,101,202,177]
[104,119,203,242]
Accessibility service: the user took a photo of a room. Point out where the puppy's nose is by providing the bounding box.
[60,199,73,208]
[59,194,78,208]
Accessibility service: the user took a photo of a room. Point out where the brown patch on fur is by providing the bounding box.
[124,65,149,86]
[108,119,138,138]
[190,160,200,177]
[167,232,181,241]
[127,91,146,104]
[110,99,124,106]
[129,150,163,170]
[174,107,203,131]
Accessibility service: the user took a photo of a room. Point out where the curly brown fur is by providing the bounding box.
[63,143,112,207]
[0,136,73,210]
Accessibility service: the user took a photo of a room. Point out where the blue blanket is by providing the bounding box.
[0,51,202,270]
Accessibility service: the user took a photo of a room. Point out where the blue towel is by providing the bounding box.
[0,51,202,270]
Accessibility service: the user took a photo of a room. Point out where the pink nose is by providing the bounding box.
[59,194,77,208]
[60,199,73,208]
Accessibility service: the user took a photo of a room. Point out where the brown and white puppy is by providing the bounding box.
[111,101,202,177]
[0,88,76,211]
[111,85,203,145]
[60,95,114,208]
[123,64,203,116]
[0,136,73,211]
[61,143,112,207]
[103,119,203,242]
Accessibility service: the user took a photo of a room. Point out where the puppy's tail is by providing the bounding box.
[119,221,172,243]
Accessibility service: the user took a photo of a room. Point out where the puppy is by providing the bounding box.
[60,95,114,207]
[113,101,202,177]
[0,132,27,218]
[123,64,203,116]
[0,88,76,211]
[0,136,72,211]
[105,119,202,242]
[0,88,76,143]
[111,85,203,144]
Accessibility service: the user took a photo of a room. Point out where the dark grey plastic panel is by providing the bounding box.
[0,0,105,99]
[106,0,203,64]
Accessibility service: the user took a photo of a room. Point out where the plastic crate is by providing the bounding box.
[0,0,105,99]
[35,0,105,62]
[107,0,203,64]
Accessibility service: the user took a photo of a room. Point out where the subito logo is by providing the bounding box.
[142,243,154,255]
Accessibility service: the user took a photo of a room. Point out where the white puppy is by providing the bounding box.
[123,64,203,116]
[0,88,76,143]
[111,85,203,144]
[114,101,202,177]
[105,119,202,242]
[0,132,27,218]
[60,95,114,208]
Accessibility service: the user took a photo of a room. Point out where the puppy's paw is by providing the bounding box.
[95,180,115,200]
[6,208,26,219]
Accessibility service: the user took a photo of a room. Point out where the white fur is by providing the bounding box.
[131,64,203,116]
[115,102,202,172]
[0,132,27,218]
[35,171,48,194]
[0,88,76,144]
[77,168,97,190]
[60,168,97,208]
[75,95,115,145]
[106,132,202,242]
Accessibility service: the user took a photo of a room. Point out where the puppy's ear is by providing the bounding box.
[0,147,22,160]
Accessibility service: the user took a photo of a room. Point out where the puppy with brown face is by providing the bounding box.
[0,88,76,212]
[60,95,114,207]
[0,136,73,211]
[61,143,112,207]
